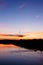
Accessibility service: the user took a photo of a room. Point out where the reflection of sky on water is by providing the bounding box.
[0,47,43,65]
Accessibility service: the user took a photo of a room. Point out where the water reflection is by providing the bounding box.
[0,44,43,65]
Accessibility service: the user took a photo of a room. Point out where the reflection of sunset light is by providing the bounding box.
[0,44,19,48]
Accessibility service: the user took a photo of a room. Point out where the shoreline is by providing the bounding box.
[0,39,43,51]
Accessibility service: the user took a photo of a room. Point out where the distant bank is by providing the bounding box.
[0,39,43,51]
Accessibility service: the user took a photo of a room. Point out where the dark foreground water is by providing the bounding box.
[0,46,43,65]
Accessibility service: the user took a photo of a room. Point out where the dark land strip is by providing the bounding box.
[0,39,43,51]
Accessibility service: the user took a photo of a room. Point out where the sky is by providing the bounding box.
[0,0,43,34]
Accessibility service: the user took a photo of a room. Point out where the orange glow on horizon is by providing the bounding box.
[23,32,43,39]
[0,32,43,40]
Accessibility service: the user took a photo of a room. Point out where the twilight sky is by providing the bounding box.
[0,0,43,34]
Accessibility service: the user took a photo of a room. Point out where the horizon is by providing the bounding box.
[0,32,43,39]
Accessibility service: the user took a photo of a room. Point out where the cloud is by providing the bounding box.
[35,15,40,19]
[22,32,43,39]
[0,0,5,8]
[19,3,25,9]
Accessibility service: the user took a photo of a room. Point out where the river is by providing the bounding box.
[0,44,43,65]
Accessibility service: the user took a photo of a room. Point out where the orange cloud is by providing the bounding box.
[22,32,43,39]
[0,36,20,40]
[0,32,43,40]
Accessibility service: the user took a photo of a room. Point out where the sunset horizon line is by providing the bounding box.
[0,32,43,35]
[0,32,43,40]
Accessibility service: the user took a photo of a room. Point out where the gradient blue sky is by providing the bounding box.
[0,0,43,34]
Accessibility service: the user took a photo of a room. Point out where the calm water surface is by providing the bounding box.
[0,46,43,65]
